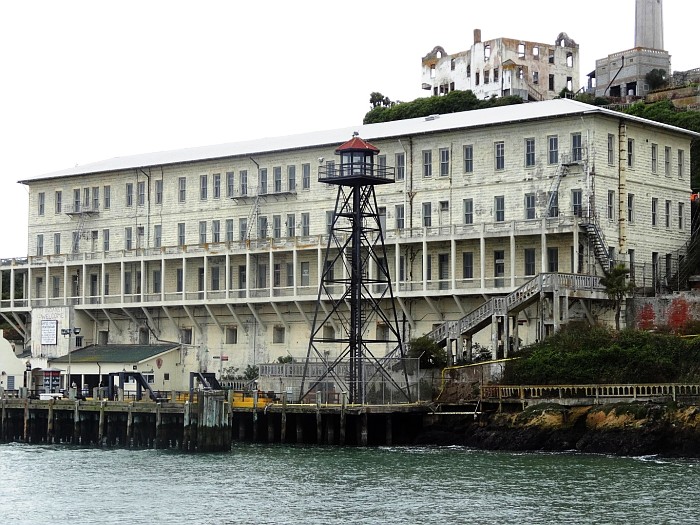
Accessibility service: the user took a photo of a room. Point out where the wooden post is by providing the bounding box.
[339,392,346,445]
[280,395,287,443]
[155,403,162,449]
[126,404,134,446]
[23,399,29,442]
[47,400,54,444]
[385,414,392,446]
[182,401,191,450]
[316,411,322,445]
[73,401,80,444]
[1,399,5,442]
[360,411,368,447]
[98,402,105,446]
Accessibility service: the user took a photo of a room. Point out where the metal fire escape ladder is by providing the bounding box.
[545,154,571,218]
[245,194,261,240]
[581,220,612,271]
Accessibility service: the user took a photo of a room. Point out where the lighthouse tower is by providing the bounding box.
[299,134,411,405]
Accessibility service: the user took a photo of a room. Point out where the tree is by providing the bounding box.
[645,69,667,91]
[600,264,635,330]
[369,92,394,109]
[243,365,259,381]
[408,336,447,369]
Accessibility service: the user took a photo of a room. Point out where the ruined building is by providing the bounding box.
[592,0,671,98]
[421,29,579,101]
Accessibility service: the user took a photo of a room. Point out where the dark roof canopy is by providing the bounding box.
[51,344,179,364]
[335,136,379,154]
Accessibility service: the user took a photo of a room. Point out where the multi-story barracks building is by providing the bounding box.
[1,99,696,392]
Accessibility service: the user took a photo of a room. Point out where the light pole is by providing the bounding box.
[61,327,81,395]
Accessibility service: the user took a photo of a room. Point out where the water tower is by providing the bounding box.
[299,134,411,404]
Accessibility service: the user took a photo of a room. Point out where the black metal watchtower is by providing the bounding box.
[299,135,411,404]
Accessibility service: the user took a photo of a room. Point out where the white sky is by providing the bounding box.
[0,0,696,258]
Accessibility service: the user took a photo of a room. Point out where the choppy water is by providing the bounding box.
[1,443,699,524]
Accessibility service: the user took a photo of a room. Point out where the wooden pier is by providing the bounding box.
[0,393,431,450]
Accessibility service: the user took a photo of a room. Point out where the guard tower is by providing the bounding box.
[299,135,411,404]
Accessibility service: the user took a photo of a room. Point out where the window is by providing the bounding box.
[475,71,480,85]
[301,213,310,236]
[273,167,282,193]
[273,215,281,238]
[136,181,144,206]
[212,220,220,243]
[439,200,449,212]
[227,171,235,197]
[525,138,535,167]
[36,234,43,256]
[525,193,536,219]
[286,262,294,287]
[679,202,685,229]
[547,247,559,272]
[287,214,296,237]
[396,153,405,180]
[463,145,473,173]
[126,183,133,206]
[524,248,536,276]
[125,227,133,250]
[73,189,81,212]
[211,266,220,290]
[181,328,192,345]
[124,271,132,295]
[548,136,558,164]
[270,325,284,343]
[325,211,334,234]
[52,275,60,297]
[572,189,582,217]
[55,191,62,214]
[628,194,635,222]
[300,261,310,286]
[377,155,386,176]
[493,68,499,82]
[607,190,615,220]
[225,326,238,344]
[422,202,432,227]
[240,170,248,196]
[259,168,268,195]
[422,150,432,177]
[103,229,110,251]
[549,50,555,64]
[572,133,582,162]
[153,270,161,294]
[532,71,539,85]
[462,252,473,279]
[287,165,296,191]
[178,177,187,202]
[212,173,220,199]
[199,221,207,244]
[608,134,615,165]
[652,198,658,226]
[548,191,559,218]
[664,146,671,176]
[665,200,671,228]
[651,144,658,174]
[494,196,505,222]
[38,192,45,216]
[302,163,310,189]
[226,219,234,242]
[463,199,473,224]
[178,222,186,246]
[495,142,505,170]
[239,218,248,240]
[627,138,634,167]
[549,74,555,91]
[53,232,61,254]
[200,175,208,200]
[678,150,685,178]
[437,148,449,176]
[395,204,405,229]
[176,268,183,293]
[425,255,432,281]
[154,225,162,248]
[83,187,90,208]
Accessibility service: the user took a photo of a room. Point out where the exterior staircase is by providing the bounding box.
[581,220,612,271]
[426,272,604,347]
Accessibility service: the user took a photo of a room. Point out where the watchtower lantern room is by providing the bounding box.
[318,133,394,185]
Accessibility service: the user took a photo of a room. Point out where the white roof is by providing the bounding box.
[22,99,699,183]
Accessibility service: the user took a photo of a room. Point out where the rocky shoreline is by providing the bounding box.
[416,402,700,457]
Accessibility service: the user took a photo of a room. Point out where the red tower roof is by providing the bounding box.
[335,135,379,154]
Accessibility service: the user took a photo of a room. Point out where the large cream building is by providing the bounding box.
[0,99,695,392]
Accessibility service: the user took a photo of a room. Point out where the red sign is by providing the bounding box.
[221,356,229,361]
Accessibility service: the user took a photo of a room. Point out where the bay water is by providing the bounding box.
[1,443,698,524]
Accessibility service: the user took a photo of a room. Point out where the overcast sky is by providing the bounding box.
[0,0,696,258]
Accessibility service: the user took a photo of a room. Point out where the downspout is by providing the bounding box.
[618,119,627,262]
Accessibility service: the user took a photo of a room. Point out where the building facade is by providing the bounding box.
[421,29,579,101]
[0,99,695,390]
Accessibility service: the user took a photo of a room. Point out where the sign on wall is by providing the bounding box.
[40,320,58,345]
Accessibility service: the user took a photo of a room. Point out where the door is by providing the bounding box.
[494,250,505,288]
[438,253,449,290]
